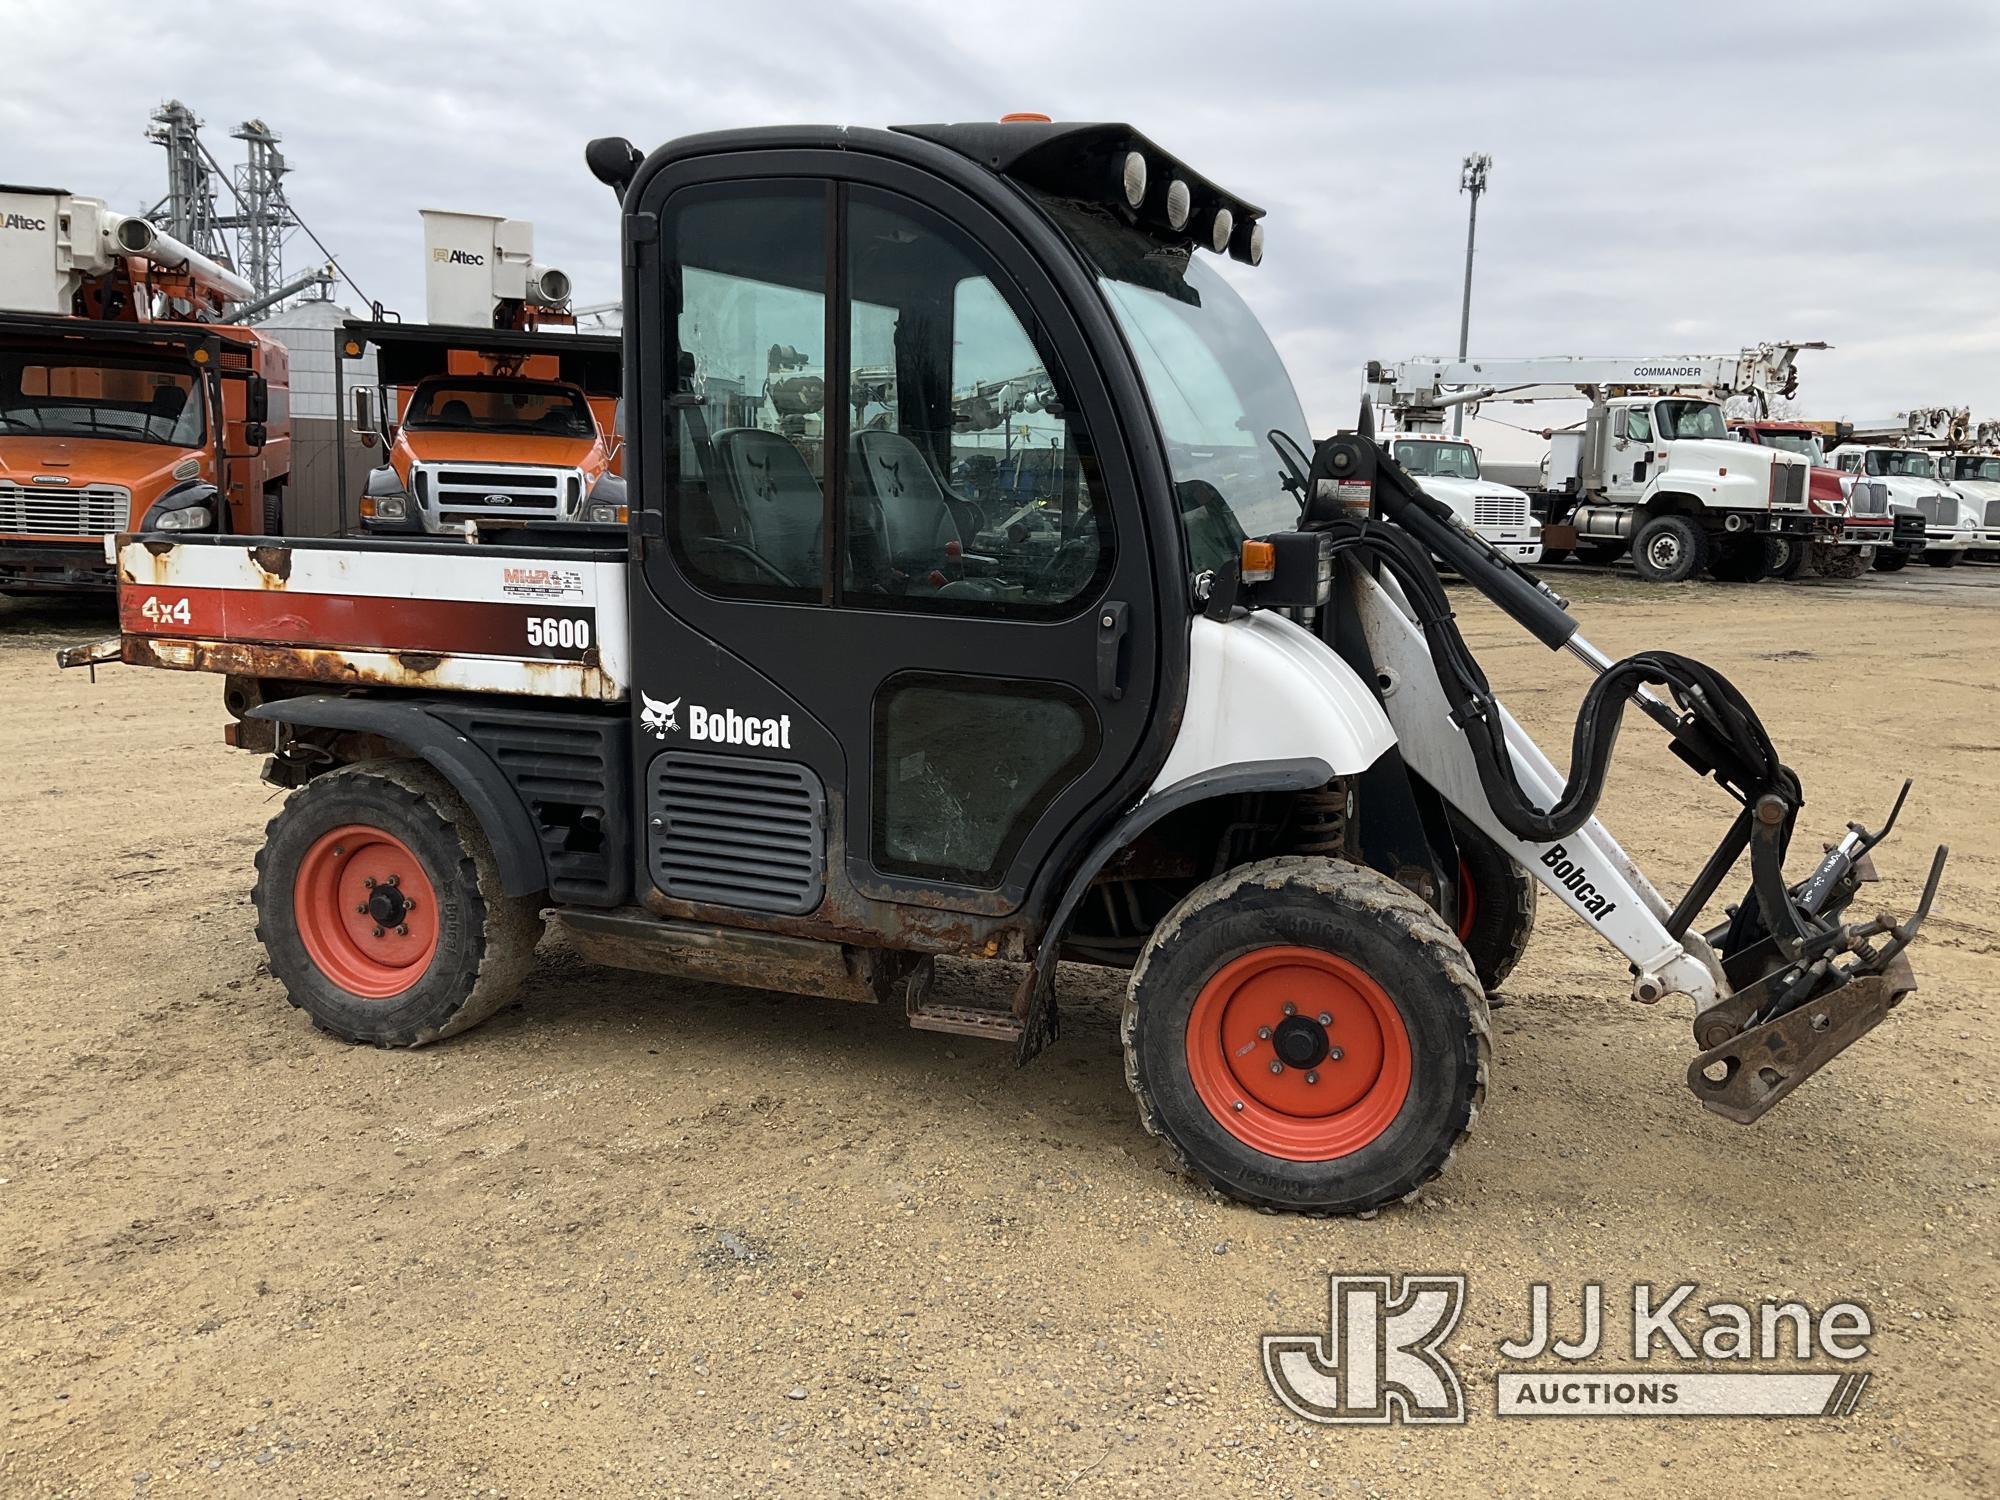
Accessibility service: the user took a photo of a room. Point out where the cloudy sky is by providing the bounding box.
[10,0,1999,458]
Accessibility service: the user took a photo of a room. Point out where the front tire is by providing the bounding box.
[1811,541,1866,579]
[1925,551,1962,568]
[254,760,542,1046]
[1123,857,1489,1215]
[1873,547,1910,573]
[1706,533,1770,583]
[1764,533,1810,579]
[262,484,286,536]
[1632,514,1709,583]
[1447,807,1535,991]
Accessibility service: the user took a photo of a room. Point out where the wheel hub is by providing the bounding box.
[366,880,410,929]
[1271,1014,1330,1070]
[292,824,440,999]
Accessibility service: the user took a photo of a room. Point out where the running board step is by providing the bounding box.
[903,966,1023,1042]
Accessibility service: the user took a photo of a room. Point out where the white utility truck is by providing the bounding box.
[1939,439,2000,559]
[1366,347,1833,583]
[1379,429,1542,563]
[1825,410,1982,568]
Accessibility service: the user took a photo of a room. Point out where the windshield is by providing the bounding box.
[1042,199,1310,577]
[0,351,206,446]
[405,380,594,437]
[1752,429,1824,462]
[1865,449,1937,479]
[1393,439,1480,480]
[1948,455,2000,482]
[1654,399,1730,441]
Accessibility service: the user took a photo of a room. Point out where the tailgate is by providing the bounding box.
[107,535,629,701]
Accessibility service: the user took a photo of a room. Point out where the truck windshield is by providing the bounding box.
[1949,456,2000,482]
[1866,449,1936,479]
[0,352,205,446]
[1750,429,1824,462]
[405,381,594,437]
[1654,400,1730,440]
[1393,440,1480,479]
[1039,199,1311,576]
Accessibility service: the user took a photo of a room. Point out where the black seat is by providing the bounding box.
[709,428,825,587]
[848,430,973,592]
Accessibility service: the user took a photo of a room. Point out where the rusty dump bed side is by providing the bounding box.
[103,534,630,701]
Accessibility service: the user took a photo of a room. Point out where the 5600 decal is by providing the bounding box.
[519,609,596,660]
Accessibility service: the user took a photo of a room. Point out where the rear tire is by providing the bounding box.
[1123,857,1489,1215]
[262,484,285,536]
[1447,808,1535,991]
[1873,547,1910,573]
[1764,534,1810,579]
[1631,514,1709,583]
[253,760,542,1046]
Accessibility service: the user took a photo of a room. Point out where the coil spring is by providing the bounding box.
[1291,784,1349,857]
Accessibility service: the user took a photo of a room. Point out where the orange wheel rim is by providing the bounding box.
[293,824,440,999]
[1184,946,1412,1161]
[1456,855,1478,942]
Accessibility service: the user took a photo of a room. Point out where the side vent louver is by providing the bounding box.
[650,752,825,915]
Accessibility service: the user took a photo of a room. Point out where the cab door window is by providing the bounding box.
[842,185,1110,616]
[666,182,829,603]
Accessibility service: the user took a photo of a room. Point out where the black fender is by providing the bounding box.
[1015,756,1335,1063]
[247,696,547,897]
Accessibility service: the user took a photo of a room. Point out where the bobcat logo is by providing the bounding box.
[639,691,681,740]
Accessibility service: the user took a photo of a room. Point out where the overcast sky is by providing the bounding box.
[10,0,1999,459]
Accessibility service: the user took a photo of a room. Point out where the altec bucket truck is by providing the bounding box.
[60,121,1944,1216]
[343,210,625,540]
[1819,409,1990,568]
[1365,346,1835,583]
[0,186,291,593]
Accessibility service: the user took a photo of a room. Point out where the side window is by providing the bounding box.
[667,182,829,603]
[1624,407,1654,443]
[872,673,1099,886]
[842,185,1110,617]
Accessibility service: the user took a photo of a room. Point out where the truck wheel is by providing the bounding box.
[1539,546,1572,564]
[1705,534,1769,583]
[1123,857,1489,1215]
[1631,515,1708,583]
[253,760,542,1046]
[1811,541,1866,579]
[262,484,285,536]
[1873,548,1910,573]
[1447,808,1535,991]
[1763,534,1810,579]
[1925,551,1961,568]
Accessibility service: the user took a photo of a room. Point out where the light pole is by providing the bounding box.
[1455,153,1492,436]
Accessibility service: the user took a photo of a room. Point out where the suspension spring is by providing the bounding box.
[1291,784,1350,857]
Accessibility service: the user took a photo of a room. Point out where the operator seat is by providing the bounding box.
[438,399,473,425]
[709,427,825,587]
[848,429,979,592]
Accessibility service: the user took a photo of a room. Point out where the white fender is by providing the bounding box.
[1148,611,1394,794]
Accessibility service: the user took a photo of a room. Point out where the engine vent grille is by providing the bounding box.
[649,752,824,915]
[1472,492,1529,529]
[1915,495,1954,527]
[1778,462,1806,507]
[1985,499,2000,530]
[0,482,130,536]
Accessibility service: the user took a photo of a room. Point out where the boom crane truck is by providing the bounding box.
[1366,348,1835,583]
[59,122,1945,1216]
[344,211,625,540]
[1,186,290,594]
[1820,410,1989,568]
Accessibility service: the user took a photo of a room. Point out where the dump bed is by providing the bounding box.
[87,534,629,701]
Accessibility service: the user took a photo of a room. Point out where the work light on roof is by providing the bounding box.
[1208,207,1234,255]
[1230,219,1264,266]
[1164,178,1192,232]
[1120,151,1148,211]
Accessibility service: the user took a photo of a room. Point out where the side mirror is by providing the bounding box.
[351,386,381,449]
[244,421,268,451]
[613,397,625,438]
[244,372,270,424]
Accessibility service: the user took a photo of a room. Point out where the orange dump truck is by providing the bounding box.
[0,185,290,593]
[338,210,624,541]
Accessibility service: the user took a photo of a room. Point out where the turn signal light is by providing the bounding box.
[1240,539,1277,582]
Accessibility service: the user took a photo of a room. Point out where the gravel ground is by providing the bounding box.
[2,566,1995,1498]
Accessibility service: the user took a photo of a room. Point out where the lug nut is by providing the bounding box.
[1305,1070,1319,1085]
[1317,1012,1332,1025]
[371,926,384,938]
[1282,1002,1297,1016]
[1329,1047,1344,1062]
[355,903,368,914]
[402,898,417,912]
[362,876,376,889]
[1256,1026,1272,1040]
[1268,1060,1284,1075]
[386,874,399,887]
[397,924,409,937]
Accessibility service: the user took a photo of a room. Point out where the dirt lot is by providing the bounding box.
[2,567,1996,1498]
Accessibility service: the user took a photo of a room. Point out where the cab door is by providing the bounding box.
[626,157,1164,934]
[1603,403,1653,499]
